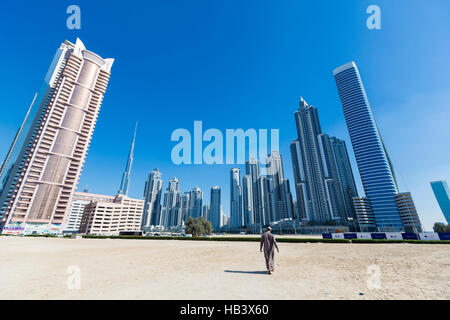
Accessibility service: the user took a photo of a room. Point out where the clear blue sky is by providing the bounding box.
[0,0,449,230]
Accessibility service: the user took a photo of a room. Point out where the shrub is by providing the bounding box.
[185,217,212,237]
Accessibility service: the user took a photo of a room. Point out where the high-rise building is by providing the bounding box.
[394,192,422,233]
[255,176,269,225]
[266,151,294,221]
[141,168,163,230]
[242,175,254,225]
[210,186,221,230]
[221,212,229,227]
[0,38,114,232]
[118,123,137,196]
[290,98,355,224]
[352,197,376,232]
[334,61,422,232]
[79,194,144,235]
[230,168,243,227]
[245,158,260,223]
[63,191,115,233]
[202,203,209,220]
[180,192,190,223]
[160,178,181,227]
[329,137,359,220]
[189,186,203,219]
[430,181,450,224]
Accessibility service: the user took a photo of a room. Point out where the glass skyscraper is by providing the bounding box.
[210,186,221,230]
[161,177,181,227]
[333,61,404,232]
[430,181,450,224]
[290,97,357,225]
[230,168,243,227]
[141,168,163,230]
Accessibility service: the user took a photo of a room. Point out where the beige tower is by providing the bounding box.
[0,38,114,233]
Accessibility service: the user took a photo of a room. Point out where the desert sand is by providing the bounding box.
[0,236,449,300]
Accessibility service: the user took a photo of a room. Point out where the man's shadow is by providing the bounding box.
[224,270,268,275]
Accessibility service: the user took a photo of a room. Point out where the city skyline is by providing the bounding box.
[0,39,436,233]
[1,1,449,231]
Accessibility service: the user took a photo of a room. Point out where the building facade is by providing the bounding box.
[62,191,115,233]
[242,175,254,225]
[394,192,422,233]
[79,194,144,235]
[118,123,137,196]
[0,38,114,232]
[353,197,376,232]
[430,180,450,224]
[290,98,356,224]
[266,151,294,221]
[230,168,243,227]
[189,186,203,219]
[210,186,221,230]
[334,61,421,232]
[141,168,163,230]
[160,177,181,228]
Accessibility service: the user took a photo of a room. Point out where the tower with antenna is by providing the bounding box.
[118,122,138,196]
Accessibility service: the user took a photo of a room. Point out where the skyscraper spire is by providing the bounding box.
[118,122,138,196]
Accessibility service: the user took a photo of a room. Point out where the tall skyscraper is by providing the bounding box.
[333,61,421,232]
[202,203,210,220]
[328,137,359,220]
[266,151,294,221]
[245,158,260,223]
[118,123,137,196]
[290,97,354,223]
[242,175,254,225]
[430,181,450,224]
[160,177,181,227]
[210,186,221,230]
[180,192,190,223]
[230,168,243,227]
[0,38,114,232]
[189,186,203,218]
[141,168,163,230]
[394,192,422,233]
[352,197,376,232]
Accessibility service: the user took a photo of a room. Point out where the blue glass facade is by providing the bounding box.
[430,181,450,224]
[334,62,404,232]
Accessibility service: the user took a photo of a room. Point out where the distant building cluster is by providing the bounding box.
[0,39,434,236]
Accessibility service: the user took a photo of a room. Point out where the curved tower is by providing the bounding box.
[333,62,403,232]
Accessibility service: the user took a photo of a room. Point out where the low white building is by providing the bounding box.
[63,192,116,233]
[79,194,144,235]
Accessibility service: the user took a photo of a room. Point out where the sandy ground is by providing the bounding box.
[0,237,449,300]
